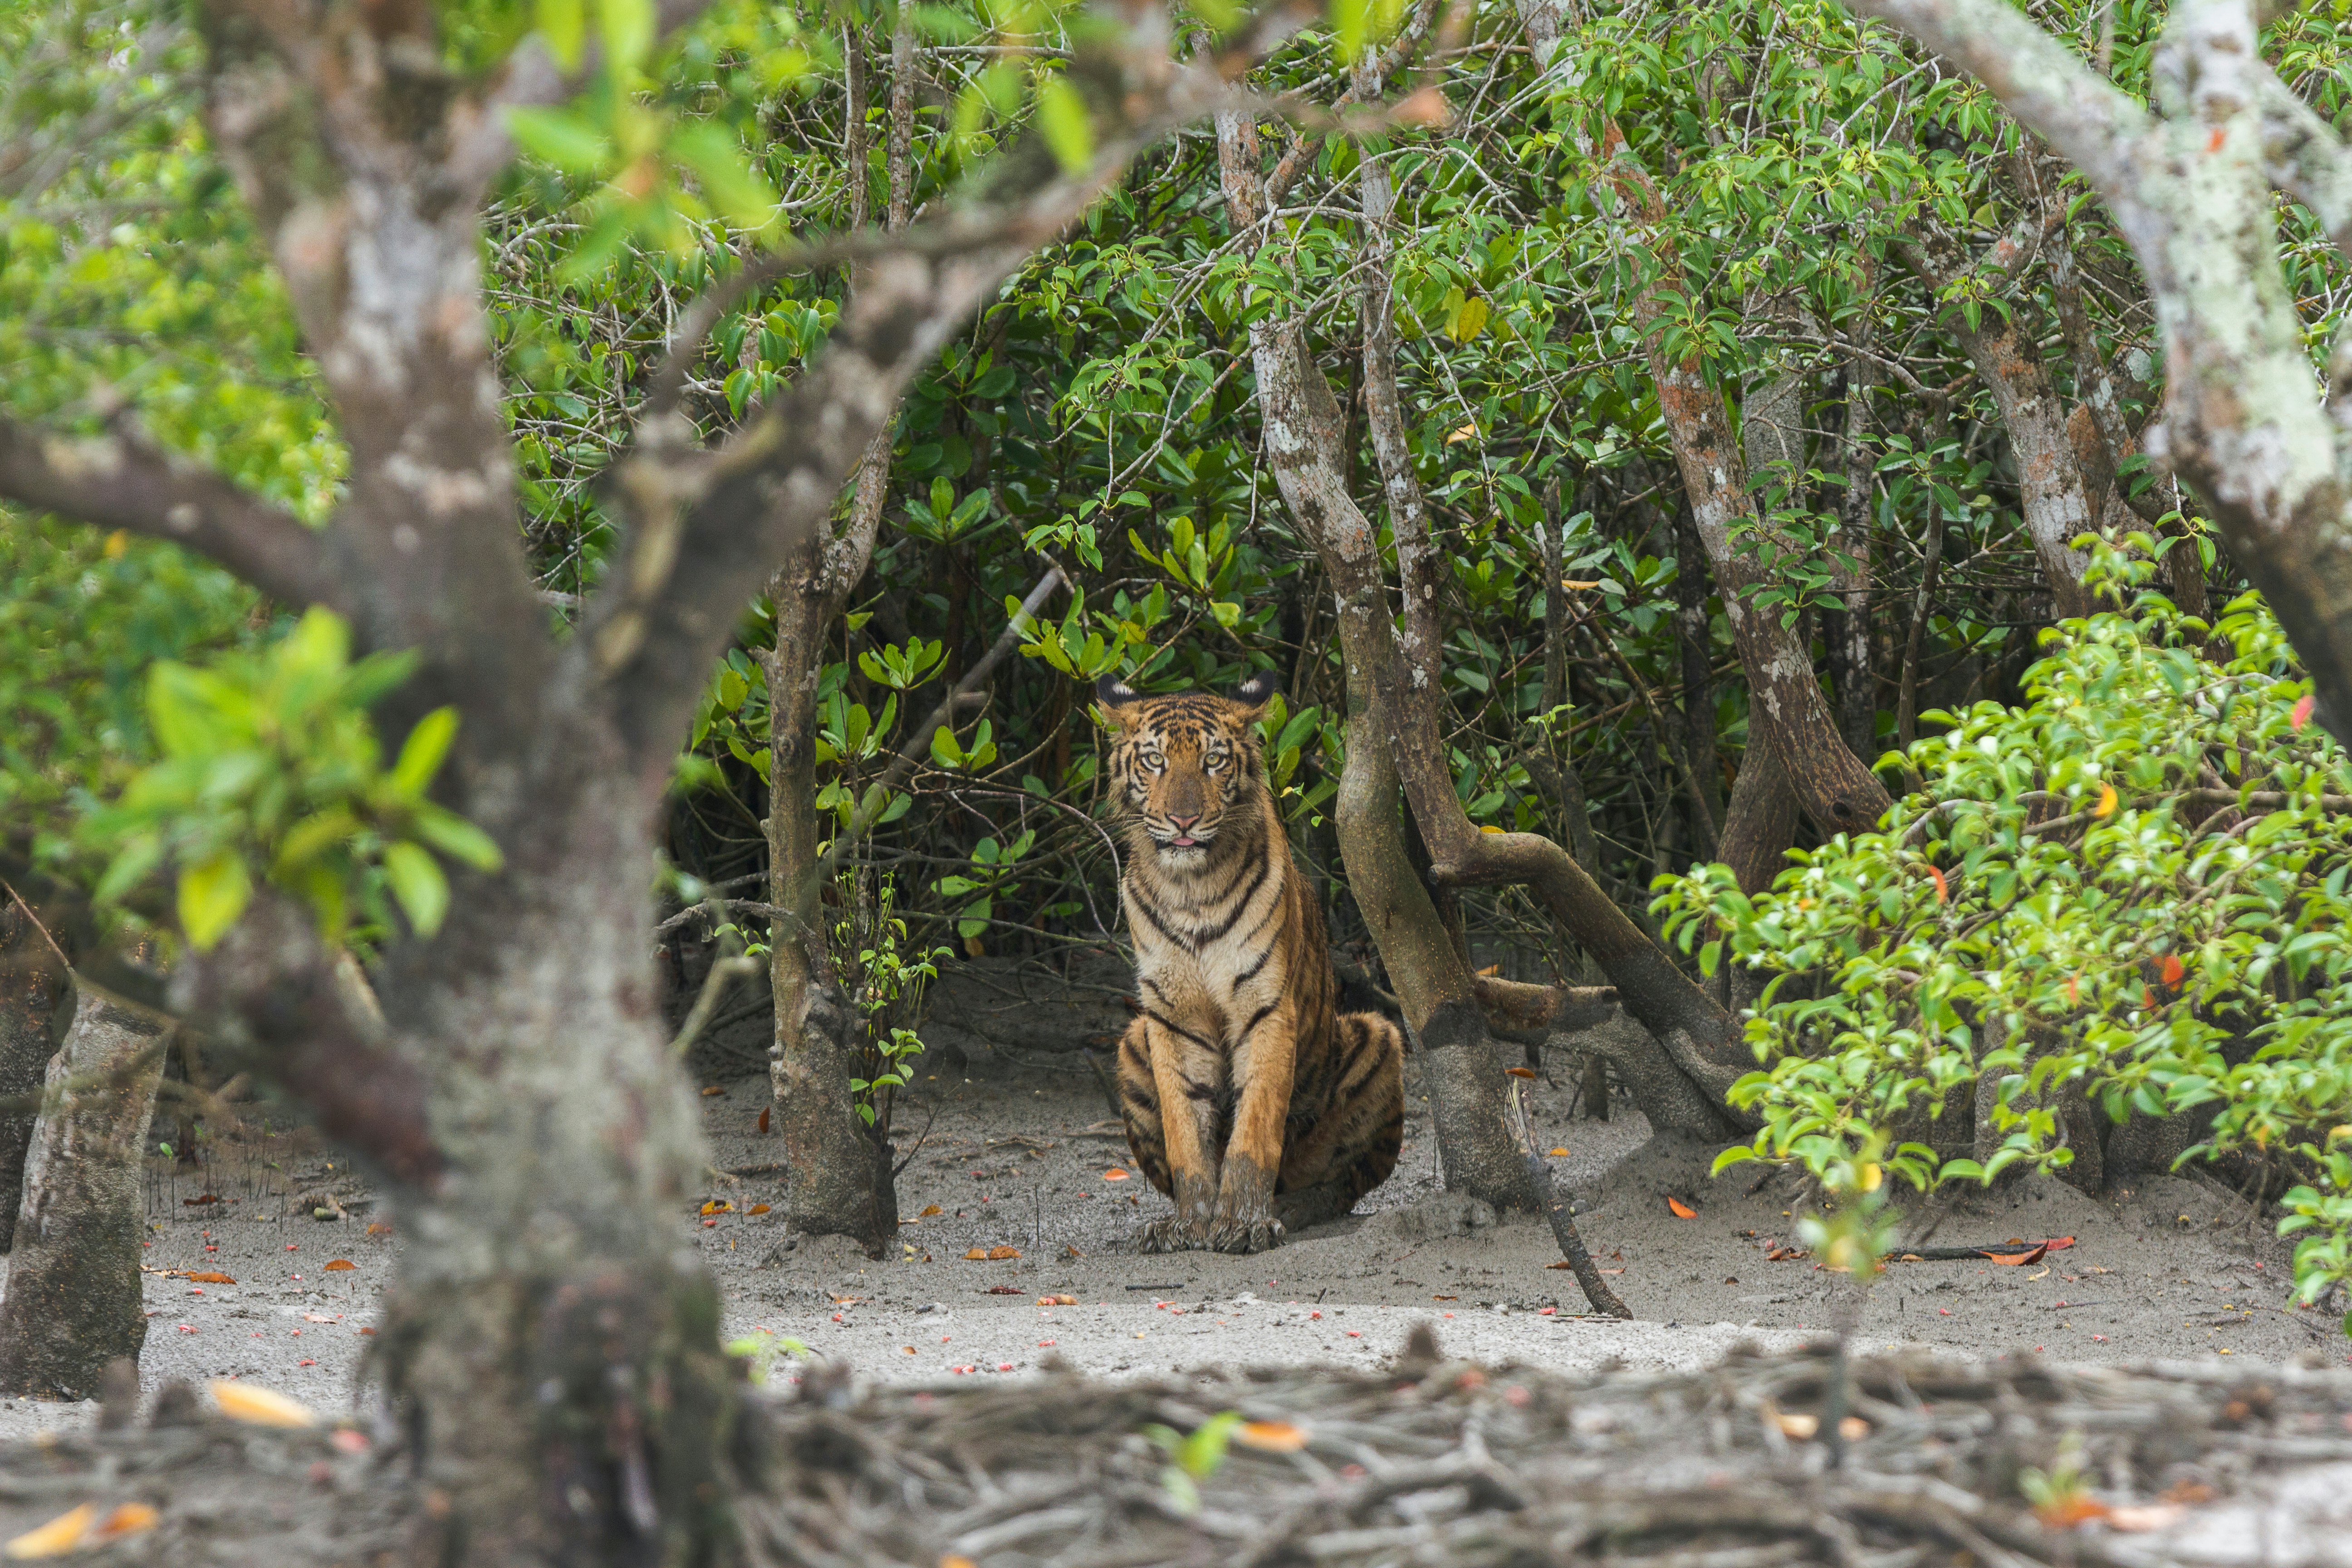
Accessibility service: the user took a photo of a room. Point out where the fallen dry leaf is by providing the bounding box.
[182,1194,220,1206]
[985,1285,1023,1295]
[699,1200,733,1216]
[987,1246,1020,1261]
[365,1221,392,1236]
[186,1270,236,1285]
[921,1204,944,1216]
[1064,1245,1083,1258]
[1545,1260,1571,1269]
[1474,963,1501,977]
[757,1106,770,1134]
[303,1313,336,1323]
[1548,1147,1571,1157]
[1984,1245,2048,1267]
[700,1085,725,1097]
[88,1504,157,1545]
[1771,1411,1819,1439]
[1235,1419,1310,1453]
[3,1504,93,1558]
[941,1557,978,1568]
[322,1259,356,1272]
[1102,1169,1131,1181]
[747,1203,770,1216]
[2107,1503,2187,1533]
[211,1380,317,1429]
[965,1248,990,1261]
[2034,1495,2112,1529]
[1039,1294,1078,1306]
[1504,1066,1538,1079]
[1667,1196,1697,1219]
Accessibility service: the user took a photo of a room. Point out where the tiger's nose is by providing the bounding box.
[1168,813,1200,831]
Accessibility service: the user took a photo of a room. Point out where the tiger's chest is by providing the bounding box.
[1123,847,1292,1044]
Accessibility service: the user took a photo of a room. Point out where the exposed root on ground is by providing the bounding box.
[741,1338,2352,1568]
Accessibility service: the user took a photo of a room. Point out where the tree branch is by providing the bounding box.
[1841,0,2150,194]
[0,413,347,612]
[591,6,1290,781]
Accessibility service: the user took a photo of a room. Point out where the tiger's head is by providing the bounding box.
[1096,672,1277,867]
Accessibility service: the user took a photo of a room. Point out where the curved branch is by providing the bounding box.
[0,413,346,612]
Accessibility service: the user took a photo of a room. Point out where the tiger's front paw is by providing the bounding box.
[1208,1215,1285,1254]
[1138,1216,1210,1253]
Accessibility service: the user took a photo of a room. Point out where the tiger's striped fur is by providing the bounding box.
[1096,672,1403,1254]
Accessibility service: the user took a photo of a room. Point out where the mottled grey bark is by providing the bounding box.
[0,905,67,1254]
[0,976,169,1399]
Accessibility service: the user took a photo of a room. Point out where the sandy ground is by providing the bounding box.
[0,1023,2338,1439]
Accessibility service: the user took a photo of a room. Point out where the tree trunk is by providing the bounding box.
[765,566,885,1251]
[1608,160,1892,836]
[0,975,169,1399]
[764,10,905,1252]
[0,902,68,1254]
[1833,329,1881,759]
[1892,225,2099,618]
[352,780,739,1566]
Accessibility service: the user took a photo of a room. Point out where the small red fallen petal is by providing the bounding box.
[996,1362,1014,1372]
[1346,1330,1362,1338]
[1939,1308,1952,1316]
[1539,1307,1557,1316]
[2294,693,2317,730]
[176,1324,197,1333]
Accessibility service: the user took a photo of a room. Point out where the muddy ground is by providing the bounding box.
[1,957,2335,1442]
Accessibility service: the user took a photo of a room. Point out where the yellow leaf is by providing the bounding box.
[1560,578,1601,590]
[210,1380,318,1428]
[4,1504,93,1558]
[103,530,128,560]
[965,1248,990,1261]
[1235,1419,1310,1452]
[1858,1162,1882,1193]
[1771,1411,1818,1439]
[1548,1147,1571,1157]
[987,1245,1021,1260]
[1667,1196,1697,1219]
[700,1200,733,1216]
[747,1203,771,1215]
[1445,421,1479,445]
[2093,783,2118,818]
[1478,824,1504,834]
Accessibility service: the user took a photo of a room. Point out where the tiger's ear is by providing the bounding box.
[1095,673,1147,728]
[1228,671,1277,720]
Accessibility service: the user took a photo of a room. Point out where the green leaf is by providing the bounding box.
[669,122,778,231]
[599,0,654,70]
[383,841,451,936]
[179,852,252,951]
[505,106,612,175]
[930,727,965,768]
[391,707,460,798]
[410,805,505,872]
[536,0,586,68]
[1035,77,1094,175]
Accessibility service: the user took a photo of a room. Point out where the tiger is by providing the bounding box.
[1096,671,1404,1254]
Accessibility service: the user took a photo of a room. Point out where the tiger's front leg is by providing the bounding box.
[1138,1013,1222,1253]
[1210,1000,1298,1254]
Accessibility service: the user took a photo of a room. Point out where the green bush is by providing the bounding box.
[1656,551,2352,1324]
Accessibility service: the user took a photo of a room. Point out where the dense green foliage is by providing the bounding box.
[1660,554,2352,1314]
[7,0,2352,1323]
